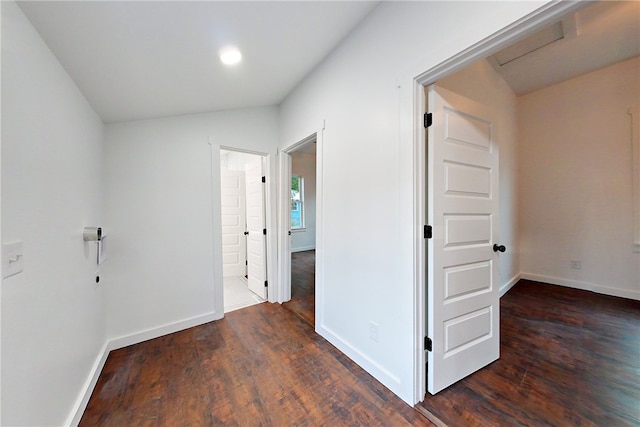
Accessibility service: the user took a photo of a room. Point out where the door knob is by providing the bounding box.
[244,231,249,235]
[493,244,506,253]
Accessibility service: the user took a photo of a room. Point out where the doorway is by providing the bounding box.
[220,149,268,312]
[279,133,319,326]
[417,0,632,404]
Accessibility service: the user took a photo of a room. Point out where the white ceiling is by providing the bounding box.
[491,1,640,96]
[17,1,379,123]
[16,1,639,124]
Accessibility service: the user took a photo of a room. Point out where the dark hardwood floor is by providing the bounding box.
[80,296,433,426]
[282,250,316,327]
[80,260,639,427]
[417,279,640,427]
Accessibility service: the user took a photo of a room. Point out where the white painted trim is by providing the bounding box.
[314,122,325,332]
[414,2,589,87]
[277,150,292,303]
[412,79,427,404]
[628,107,640,252]
[108,311,223,350]
[264,152,279,303]
[520,272,640,301]
[291,245,315,253]
[67,310,223,426]
[209,141,225,317]
[409,0,589,405]
[499,274,521,298]
[66,342,110,426]
[279,127,323,308]
[316,323,402,393]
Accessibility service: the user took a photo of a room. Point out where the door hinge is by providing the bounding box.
[264,280,268,287]
[261,176,266,183]
[245,260,248,266]
[424,225,433,239]
[263,228,267,235]
[424,112,433,128]
[424,337,433,352]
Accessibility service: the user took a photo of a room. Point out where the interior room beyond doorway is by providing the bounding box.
[220,149,268,312]
[282,138,317,324]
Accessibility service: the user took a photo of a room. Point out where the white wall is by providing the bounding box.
[279,1,547,404]
[291,151,316,252]
[519,57,640,299]
[437,59,520,294]
[1,2,105,425]
[104,107,279,341]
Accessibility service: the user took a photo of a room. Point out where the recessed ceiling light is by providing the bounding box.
[219,46,242,66]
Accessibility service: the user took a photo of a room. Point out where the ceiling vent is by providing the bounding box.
[491,17,577,67]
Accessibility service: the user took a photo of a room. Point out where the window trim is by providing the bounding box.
[291,174,305,230]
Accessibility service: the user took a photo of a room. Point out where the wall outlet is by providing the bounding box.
[369,321,379,342]
[570,260,581,269]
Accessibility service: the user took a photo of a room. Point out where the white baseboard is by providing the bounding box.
[499,273,521,298]
[520,272,640,301]
[66,342,110,426]
[291,245,315,253]
[67,310,223,426]
[315,323,409,405]
[108,310,223,351]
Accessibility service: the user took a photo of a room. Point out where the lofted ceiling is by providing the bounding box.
[16,1,379,123]
[490,1,640,96]
[16,1,639,124]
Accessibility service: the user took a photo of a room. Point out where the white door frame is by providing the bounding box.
[277,125,324,326]
[410,1,588,403]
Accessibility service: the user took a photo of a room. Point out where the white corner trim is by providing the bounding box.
[67,310,223,426]
[66,342,110,427]
[499,274,521,298]
[315,323,406,402]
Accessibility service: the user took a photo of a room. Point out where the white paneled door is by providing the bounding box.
[427,85,501,394]
[245,157,268,299]
[221,169,247,277]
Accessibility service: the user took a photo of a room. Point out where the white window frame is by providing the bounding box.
[291,174,305,230]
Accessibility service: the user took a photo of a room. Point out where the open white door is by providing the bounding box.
[427,85,500,394]
[220,169,247,277]
[245,156,268,299]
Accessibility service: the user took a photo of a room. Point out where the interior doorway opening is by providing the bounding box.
[284,140,317,326]
[220,149,268,313]
[416,0,632,408]
[279,133,319,327]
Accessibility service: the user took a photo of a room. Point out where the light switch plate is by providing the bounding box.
[3,241,24,279]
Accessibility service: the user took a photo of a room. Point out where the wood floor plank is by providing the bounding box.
[283,250,315,326]
[80,300,432,426]
[418,280,640,427]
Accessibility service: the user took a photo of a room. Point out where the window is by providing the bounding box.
[291,175,304,229]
